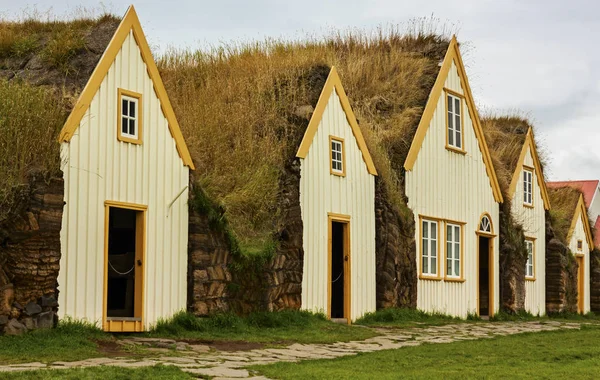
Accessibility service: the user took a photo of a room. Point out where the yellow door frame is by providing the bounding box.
[476,231,496,317]
[103,200,147,332]
[327,213,351,324]
[577,255,584,314]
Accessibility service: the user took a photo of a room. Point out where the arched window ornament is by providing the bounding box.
[479,215,492,233]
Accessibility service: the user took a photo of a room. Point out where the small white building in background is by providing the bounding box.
[403,37,504,318]
[507,128,550,315]
[57,6,195,332]
[296,67,378,322]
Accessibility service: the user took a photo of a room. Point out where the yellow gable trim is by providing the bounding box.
[58,5,195,170]
[567,194,594,249]
[403,36,503,203]
[507,128,551,210]
[295,67,377,176]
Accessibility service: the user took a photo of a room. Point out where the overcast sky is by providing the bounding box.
[2,0,598,181]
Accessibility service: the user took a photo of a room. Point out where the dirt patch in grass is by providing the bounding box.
[179,338,266,352]
[93,339,131,357]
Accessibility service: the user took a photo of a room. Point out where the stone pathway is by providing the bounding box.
[0,321,583,378]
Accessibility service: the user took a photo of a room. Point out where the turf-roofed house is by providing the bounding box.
[547,184,595,314]
[160,28,460,320]
[483,117,550,316]
[403,37,503,317]
[0,5,194,334]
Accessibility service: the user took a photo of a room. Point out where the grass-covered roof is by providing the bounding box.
[0,13,119,220]
[159,28,451,250]
[548,186,583,244]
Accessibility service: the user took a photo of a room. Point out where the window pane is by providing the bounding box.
[129,119,136,135]
[447,225,452,241]
[423,256,428,273]
[448,123,454,145]
[423,222,428,239]
[454,259,459,277]
[431,223,436,239]
[122,117,128,134]
[130,101,135,118]
[447,242,452,260]
[122,99,128,116]
[448,95,453,112]
[455,116,461,131]
[455,130,461,148]
[431,240,436,258]
[455,98,460,115]
[431,258,436,274]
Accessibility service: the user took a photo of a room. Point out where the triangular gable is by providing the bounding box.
[295,67,377,176]
[507,128,551,210]
[403,36,502,203]
[58,5,195,170]
[567,194,594,249]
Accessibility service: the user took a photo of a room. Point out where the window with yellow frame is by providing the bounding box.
[444,88,465,154]
[329,136,345,176]
[117,88,142,144]
[525,239,535,280]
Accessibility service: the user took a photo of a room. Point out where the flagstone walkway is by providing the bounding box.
[0,321,583,379]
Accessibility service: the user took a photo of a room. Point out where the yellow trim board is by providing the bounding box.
[567,194,594,249]
[296,67,377,176]
[58,5,195,170]
[403,36,503,203]
[507,128,550,210]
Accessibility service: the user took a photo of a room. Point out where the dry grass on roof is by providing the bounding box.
[548,186,582,244]
[0,11,119,221]
[481,114,549,197]
[159,24,451,248]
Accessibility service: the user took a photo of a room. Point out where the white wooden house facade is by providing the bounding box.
[296,67,378,322]
[57,6,195,332]
[403,37,504,318]
[507,129,550,315]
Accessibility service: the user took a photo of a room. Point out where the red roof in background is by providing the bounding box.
[547,180,599,209]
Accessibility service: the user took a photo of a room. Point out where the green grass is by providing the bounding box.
[0,319,111,364]
[148,310,378,344]
[356,307,463,327]
[251,324,600,379]
[2,364,192,379]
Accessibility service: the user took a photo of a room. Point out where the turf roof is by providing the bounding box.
[548,186,583,245]
[159,30,451,248]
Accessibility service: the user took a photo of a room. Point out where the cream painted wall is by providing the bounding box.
[510,145,546,315]
[406,60,500,318]
[299,89,376,321]
[570,215,591,313]
[58,31,189,329]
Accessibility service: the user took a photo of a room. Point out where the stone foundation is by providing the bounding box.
[188,159,303,315]
[545,215,578,313]
[498,206,527,313]
[375,179,417,309]
[0,175,63,334]
[589,248,600,313]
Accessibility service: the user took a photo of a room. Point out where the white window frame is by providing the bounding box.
[523,168,533,206]
[329,136,345,176]
[446,223,461,279]
[121,95,139,139]
[525,240,534,279]
[421,219,438,277]
[446,92,463,150]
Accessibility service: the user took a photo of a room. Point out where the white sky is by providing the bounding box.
[2,0,598,181]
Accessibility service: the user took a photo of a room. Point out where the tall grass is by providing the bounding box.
[0,79,67,220]
[159,26,451,249]
[356,307,461,326]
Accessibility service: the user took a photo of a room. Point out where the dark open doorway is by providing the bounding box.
[330,221,345,319]
[478,236,490,316]
[107,208,137,318]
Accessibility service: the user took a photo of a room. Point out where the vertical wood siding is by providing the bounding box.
[58,31,189,329]
[570,216,591,313]
[299,89,376,321]
[511,147,546,315]
[406,61,500,317]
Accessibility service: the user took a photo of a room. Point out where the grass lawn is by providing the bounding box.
[0,311,377,364]
[147,310,378,344]
[251,324,600,379]
[1,364,192,379]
